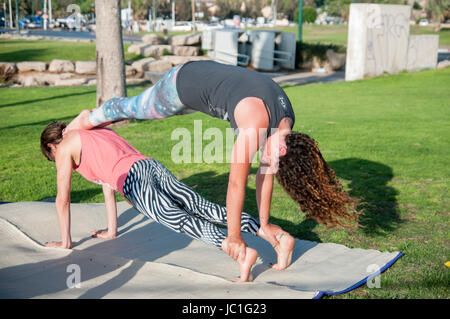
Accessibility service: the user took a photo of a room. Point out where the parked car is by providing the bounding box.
[19,18,31,28]
[27,21,43,29]
[172,21,192,31]
[419,19,429,26]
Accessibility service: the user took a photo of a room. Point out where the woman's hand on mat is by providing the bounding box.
[45,241,72,249]
[91,229,117,239]
[226,235,247,260]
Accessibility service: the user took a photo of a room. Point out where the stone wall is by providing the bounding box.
[0,33,209,87]
[406,35,439,71]
[346,4,412,81]
[345,4,441,81]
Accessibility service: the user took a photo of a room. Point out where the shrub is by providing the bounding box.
[295,41,346,65]
[294,6,318,23]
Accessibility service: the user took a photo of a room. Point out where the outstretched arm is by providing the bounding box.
[91,185,118,239]
[255,168,281,247]
[46,145,73,249]
[226,128,260,261]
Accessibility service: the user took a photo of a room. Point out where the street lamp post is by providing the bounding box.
[8,0,13,29]
[15,0,18,31]
[298,0,303,42]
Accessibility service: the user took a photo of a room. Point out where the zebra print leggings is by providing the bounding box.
[122,158,260,248]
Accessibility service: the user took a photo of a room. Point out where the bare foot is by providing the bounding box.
[66,109,93,132]
[222,239,258,282]
[270,232,295,270]
[257,226,295,270]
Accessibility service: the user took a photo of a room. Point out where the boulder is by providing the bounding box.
[141,45,173,57]
[16,61,47,72]
[131,57,156,74]
[172,46,199,57]
[160,55,211,66]
[168,33,202,46]
[127,43,151,55]
[38,72,75,85]
[54,78,88,87]
[86,78,97,86]
[142,33,166,45]
[0,62,17,81]
[145,60,173,72]
[125,65,137,77]
[13,73,42,87]
[144,71,166,84]
[39,73,65,84]
[437,60,450,70]
[326,49,346,71]
[75,61,96,75]
[48,59,75,73]
[126,78,149,85]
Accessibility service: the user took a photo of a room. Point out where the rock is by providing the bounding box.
[145,60,173,72]
[142,33,166,45]
[141,45,173,57]
[39,73,65,84]
[172,46,199,57]
[16,61,47,72]
[131,57,156,74]
[86,78,97,86]
[125,65,137,77]
[37,72,75,85]
[437,60,450,70]
[168,33,202,46]
[127,43,149,55]
[0,33,13,39]
[59,73,75,80]
[144,71,166,84]
[0,62,17,81]
[160,55,211,66]
[13,73,41,87]
[326,49,346,70]
[48,59,75,73]
[298,60,313,70]
[126,78,149,85]
[75,61,96,75]
[54,78,88,87]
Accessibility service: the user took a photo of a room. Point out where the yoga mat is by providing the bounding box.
[0,202,402,298]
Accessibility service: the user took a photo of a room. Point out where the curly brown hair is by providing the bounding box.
[276,132,360,228]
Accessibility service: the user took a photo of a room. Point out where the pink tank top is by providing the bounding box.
[74,128,148,195]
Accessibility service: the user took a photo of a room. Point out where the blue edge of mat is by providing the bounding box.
[313,252,404,299]
[0,201,404,299]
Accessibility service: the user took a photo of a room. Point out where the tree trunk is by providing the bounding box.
[95,0,126,108]
[191,0,196,32]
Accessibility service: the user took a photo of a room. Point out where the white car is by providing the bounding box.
[419,19,429,26]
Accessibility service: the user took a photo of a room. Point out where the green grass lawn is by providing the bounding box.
[267,24,450,47]
[0,39,139,62]
[1,24,448,63]
[0,68,449,298]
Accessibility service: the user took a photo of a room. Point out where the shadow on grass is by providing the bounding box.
[0,89,96,109]
[329,158,403,235]
[0,114,79,131]
[179,157,403,240]
[0,47,53,63]
[179,168,323,243]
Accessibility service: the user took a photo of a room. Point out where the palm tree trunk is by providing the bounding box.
[95,0,126,108]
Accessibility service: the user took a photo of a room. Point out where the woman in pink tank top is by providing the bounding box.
[40,121,295,282]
